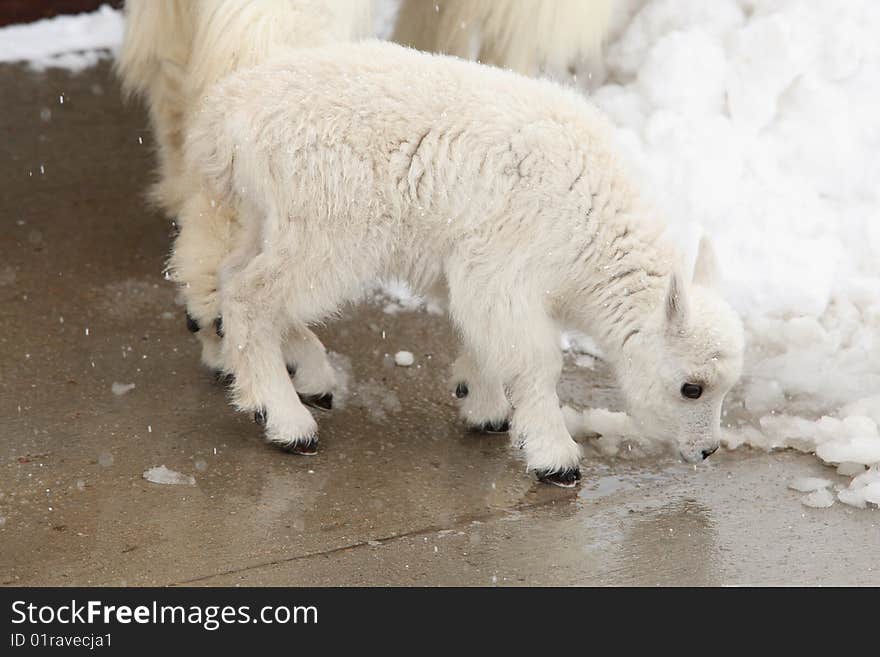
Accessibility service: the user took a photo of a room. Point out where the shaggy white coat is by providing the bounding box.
[186,41,745,478]
[392,0,614,77]
[116,0,372,394]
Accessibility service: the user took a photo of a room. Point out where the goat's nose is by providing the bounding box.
[701,446,719,459]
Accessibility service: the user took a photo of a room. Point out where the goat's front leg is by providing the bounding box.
[451,350,511,434]
[449,284,581,487]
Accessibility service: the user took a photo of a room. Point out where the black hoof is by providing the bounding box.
[299,392,333,411]
[254,409,267,426]
[455,382,469,399]
[214,316,223,338]
[185,312,200,333]
[536,467,582,488]
[281,436,319,456]
[469,419,510,434]
[213,370,234,386]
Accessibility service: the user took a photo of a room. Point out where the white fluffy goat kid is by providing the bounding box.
[117,0,372,406]
[185,41,744,487]
[392,0,614,77]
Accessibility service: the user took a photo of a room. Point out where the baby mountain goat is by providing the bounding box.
[183,41,744,487]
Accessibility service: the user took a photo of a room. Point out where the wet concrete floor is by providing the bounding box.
[1,61,877,586]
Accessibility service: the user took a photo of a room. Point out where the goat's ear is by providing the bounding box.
[692,236,720,289]
[665,271,689,330]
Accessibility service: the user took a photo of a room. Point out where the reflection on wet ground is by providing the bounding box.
[0,62,877,586]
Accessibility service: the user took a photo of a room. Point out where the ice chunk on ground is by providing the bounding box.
[837,462,865,477]
[787,477,831,493]
[563,406,672,458]
[111,382,135,396]
[838,470,880,509]
[816,432,880,467]
[801,488,835,509]
[143,465,195,486]
[394,350,414,367]
[564,406,629,439]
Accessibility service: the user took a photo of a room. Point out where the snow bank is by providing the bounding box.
[0,5,123,71]
[581,0,880,506]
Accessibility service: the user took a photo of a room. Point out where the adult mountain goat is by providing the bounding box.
[117,0,371,404]
[392,0,614,78]
[184,41,744,486]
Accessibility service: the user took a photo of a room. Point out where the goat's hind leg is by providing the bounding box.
[451,350,511,434]
[282,328,337,411]
[219,252,319,455]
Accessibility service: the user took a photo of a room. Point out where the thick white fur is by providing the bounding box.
[392,0,614,76]
[116,0,197,213]
[186,41,745,474]
[116,0,371,392]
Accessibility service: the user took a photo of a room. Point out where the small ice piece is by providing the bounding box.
[861,482,880,506]
[838,488,867,509]
[563,406,630,438]
[143,465,195,486]
[816,434,880,466]
[394,350,414,367]
[801,488,834,509]
[787,477,831,493]
[837,462,865,477]
[836,473,880,509]
[111,382,135,396]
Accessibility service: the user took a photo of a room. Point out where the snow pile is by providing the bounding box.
[581,0,880,506]
[143,465,195,486]
[0,5,123,72]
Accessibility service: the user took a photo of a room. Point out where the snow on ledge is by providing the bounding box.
[0,5,123,72]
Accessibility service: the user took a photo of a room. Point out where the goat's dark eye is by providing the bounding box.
[681,383,703,399]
